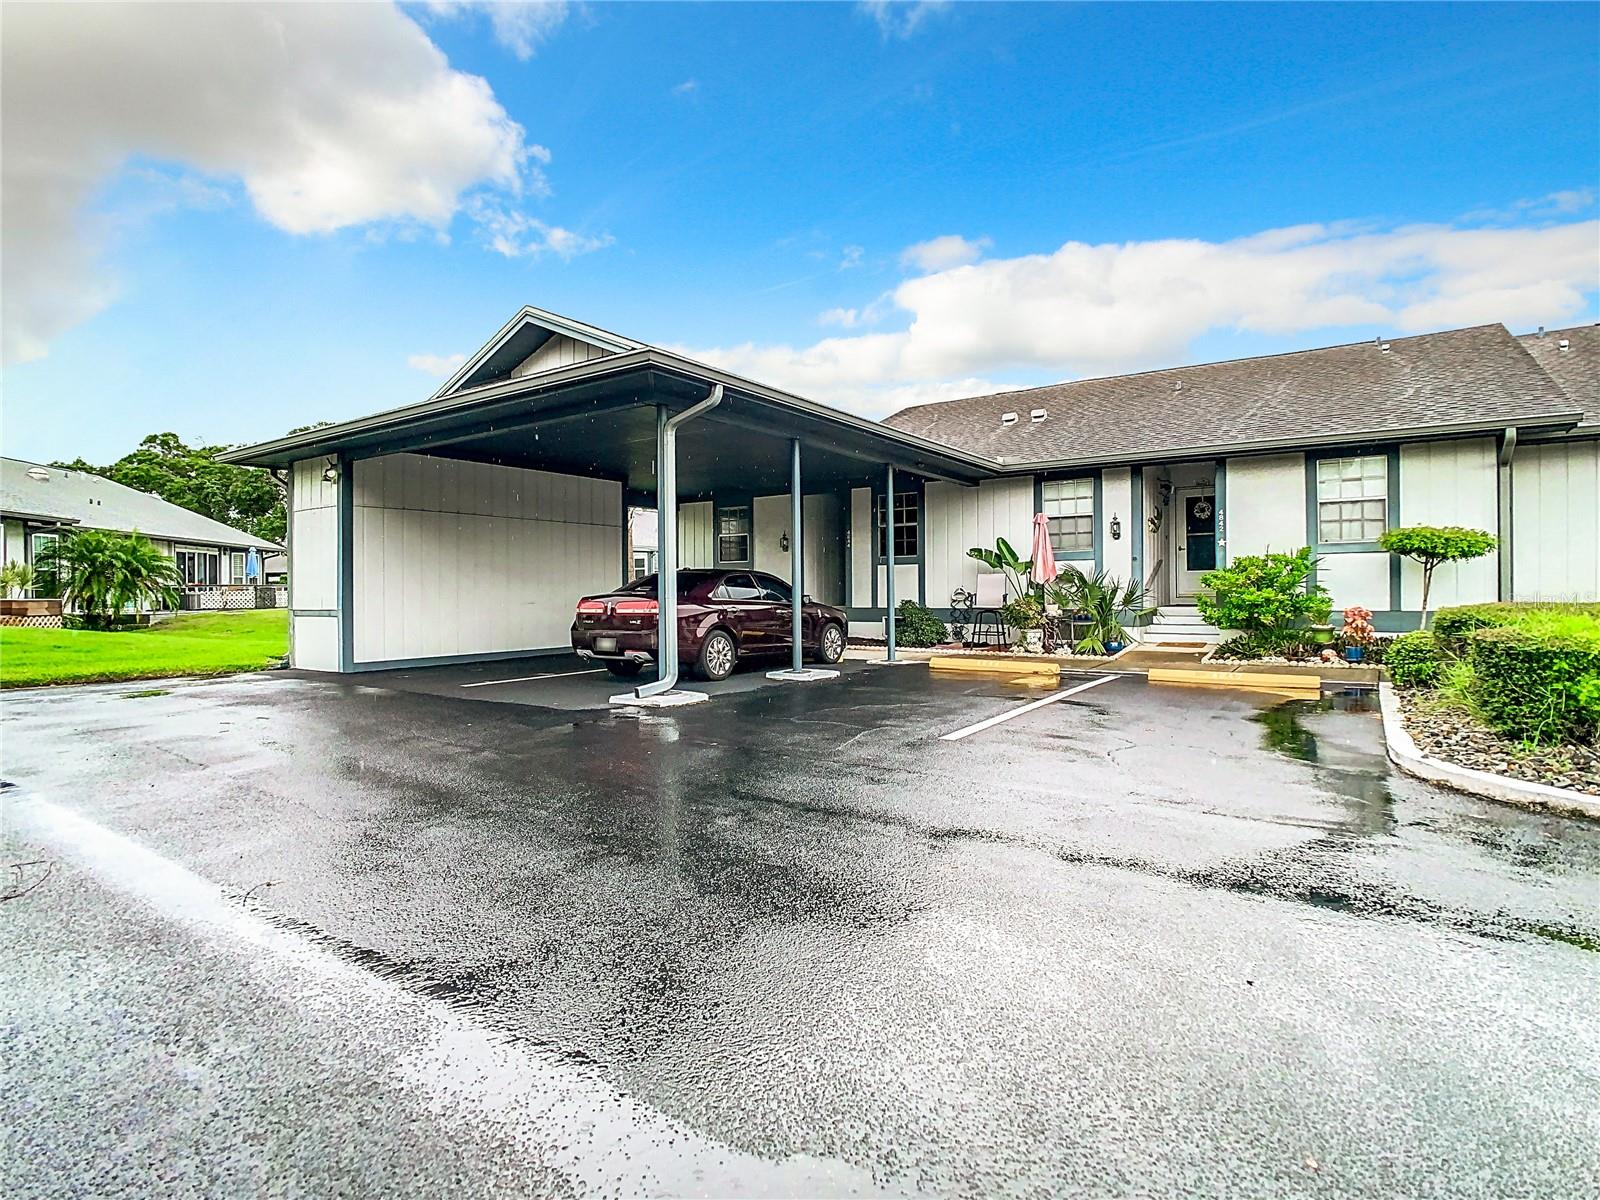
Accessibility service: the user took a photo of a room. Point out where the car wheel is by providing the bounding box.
[603,660,642,678]
[813,622,846,664]
[696,629,737,681]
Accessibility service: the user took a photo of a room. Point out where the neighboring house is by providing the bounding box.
[0,457,282,608]
[221,307,1596,674]
[628,508,658,580]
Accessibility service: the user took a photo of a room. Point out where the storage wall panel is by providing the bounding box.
[1399,438,1499,609]
[849,488,873,608]
[294,615,341,672]
[753,494,789,578]
[350,453,621,665]
[1225,453,1305,558]
[677,502,714,568]
[1100,467,1134,581]
[1513,438,1600,601]
[289,457,338,646]
[803,494,844,604]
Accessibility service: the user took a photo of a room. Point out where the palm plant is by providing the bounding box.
[34,530,182,626]
[0,560,34,599]
[1050,567,1155,655]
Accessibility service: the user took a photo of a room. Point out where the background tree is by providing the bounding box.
[34,530,182,627]
[1378,526,1497,629]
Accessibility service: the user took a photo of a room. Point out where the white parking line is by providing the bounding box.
[460,669,605,688]
[939,674,1118,742]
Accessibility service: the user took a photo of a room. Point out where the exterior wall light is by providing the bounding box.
[780,532,790,552]
[1110,515,1122,541]
[321,459,340,484]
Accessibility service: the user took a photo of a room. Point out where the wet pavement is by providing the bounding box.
[3,662,1598,1198]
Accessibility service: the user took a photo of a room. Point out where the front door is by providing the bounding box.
[1173,487,1217,598]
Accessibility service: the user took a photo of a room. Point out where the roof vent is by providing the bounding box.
[1536,326,1546,338]
[1000,411,1018,426]
[1380,342,1391,353]
[1174,380,1183,392]
[25,467,49,482]
[1030,408,1047,423]
[1559,338,1571,351]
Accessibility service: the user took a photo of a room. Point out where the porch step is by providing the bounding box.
[1143,605,1221,645]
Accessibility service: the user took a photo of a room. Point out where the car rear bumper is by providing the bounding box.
[571,627,658,664]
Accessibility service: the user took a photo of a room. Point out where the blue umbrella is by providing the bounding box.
[245,547,261,582]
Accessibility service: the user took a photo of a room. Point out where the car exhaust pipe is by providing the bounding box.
[634,383,724,699]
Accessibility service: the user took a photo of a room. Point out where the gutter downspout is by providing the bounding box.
[270,467,292,668]
[1497,426,1516,601]
[634,384,724,699]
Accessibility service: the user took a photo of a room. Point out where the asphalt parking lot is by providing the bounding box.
[3,660,1598,1199]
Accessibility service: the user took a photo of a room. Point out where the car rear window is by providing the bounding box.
[617,571,721,597]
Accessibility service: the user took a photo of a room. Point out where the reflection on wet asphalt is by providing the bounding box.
[3,663,1598,1198]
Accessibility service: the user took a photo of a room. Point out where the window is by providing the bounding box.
[874,489,920,558]
[175,548,219,587]
[1316,455,1388,543]
[717,505,751,564]
[714,573,762,601]
[757,576,792,604]
[28,532,59,596]
[230,551,246,583]
[1042,477,1094,554]
[632,552,651,580]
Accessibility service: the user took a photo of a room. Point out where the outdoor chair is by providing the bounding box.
[966,573,1009,647]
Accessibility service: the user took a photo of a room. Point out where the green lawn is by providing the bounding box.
[0,609,289,688]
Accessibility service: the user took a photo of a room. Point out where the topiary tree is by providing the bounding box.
[33,529,182,627]
[1195,547,1332,652]
[1378,526,1496,630]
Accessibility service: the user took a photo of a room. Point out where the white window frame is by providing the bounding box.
[874,489,920,561]
[1042,477,1095,555]
[1316,455,1389,545]
[175,546,220,588]
[716,505,751,565]
[230,551,246,584]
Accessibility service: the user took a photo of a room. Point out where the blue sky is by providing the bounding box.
[3,1,1596,464]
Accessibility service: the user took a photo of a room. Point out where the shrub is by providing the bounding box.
[892,600,948,648]
[1387,630,1443,688]
[999,594,1045,635]
[33,529,181,624]
[1465,613,1600,744]
[1195,547,1331,637]
[1433,602,1600,654]
[1377,526,1495,628]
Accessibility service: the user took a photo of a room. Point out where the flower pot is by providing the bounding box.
[1021,630,1044,653]
[1345,645,1364,663]
[1104,640,1125,655]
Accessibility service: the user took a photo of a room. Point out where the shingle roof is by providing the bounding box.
[0,458,279,550]
[1517,324,1598,429]
[883,323,1584,465]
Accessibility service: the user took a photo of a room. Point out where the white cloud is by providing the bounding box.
[819,308,860,328]
[839,244,865,270]
[859,1,952,39]
[0,2,578,364]
[408,352,469,377]
[425,1,572,60]
[901,234,991,272]
[469,201,614,259]
[683,213,1600,418]
[672,79,699,96]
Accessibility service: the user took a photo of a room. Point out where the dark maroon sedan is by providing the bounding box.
[571,569,848,680]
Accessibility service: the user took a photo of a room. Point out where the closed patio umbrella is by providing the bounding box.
[245,547,260,581]
[1029,512,1057,588]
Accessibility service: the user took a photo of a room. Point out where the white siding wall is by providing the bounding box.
[677,501,714,569]
[753,494,788,577]
[1319,552,1391,613]
[3,519,24,567]
[924,476,1034,605]
[1513,438,1600,601]
[1225,452,1306,558]
[289,458,340,670]
[1399,438,1499,609]
[511,334,611,378]
[1100,467,1133,581]
[350,454,622,665]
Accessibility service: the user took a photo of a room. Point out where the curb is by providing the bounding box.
[1377,683,1600,820]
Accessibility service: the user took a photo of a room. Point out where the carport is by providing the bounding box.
[223,307,994,700]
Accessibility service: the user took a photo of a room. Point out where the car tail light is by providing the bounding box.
[576,599,608,615]
[613,599,659,616]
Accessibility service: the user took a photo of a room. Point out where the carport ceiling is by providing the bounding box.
[428,398,906,498]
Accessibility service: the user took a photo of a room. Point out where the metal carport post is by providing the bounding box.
[767,436,841,684]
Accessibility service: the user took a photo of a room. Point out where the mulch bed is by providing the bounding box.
[1398,691,1600,797]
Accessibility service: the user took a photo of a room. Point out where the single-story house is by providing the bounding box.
[0,457,282,608]
[220,307,1596,674]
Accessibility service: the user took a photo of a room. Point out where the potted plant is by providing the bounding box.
[1341,604,1375,662]
[1051,567,1154,656]
[999,594,1046,652]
